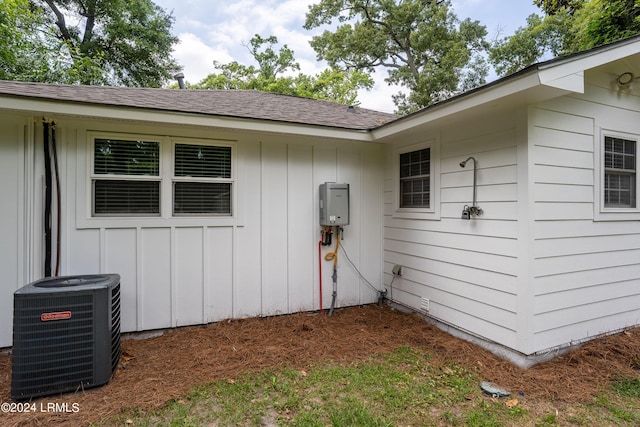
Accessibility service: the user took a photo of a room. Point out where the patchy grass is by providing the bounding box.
[97,346,640,426]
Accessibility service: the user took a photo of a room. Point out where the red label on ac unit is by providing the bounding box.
[41,311,72,321]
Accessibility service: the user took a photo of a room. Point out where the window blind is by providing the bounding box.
[93,180,160,215]
[173,182,231,215]
[174,144,231,178]
[94,139,160,176]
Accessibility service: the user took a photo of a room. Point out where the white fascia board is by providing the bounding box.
[538,70,585,92]
[0,97,373,142]
[537,38,640,91]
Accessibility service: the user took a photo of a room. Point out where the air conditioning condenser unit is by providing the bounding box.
[11,274,121,400]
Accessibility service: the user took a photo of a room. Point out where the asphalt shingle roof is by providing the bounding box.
[0,80,397,130]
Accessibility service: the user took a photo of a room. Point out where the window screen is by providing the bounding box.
[174,144,231,178]
[399,148,430,208]
[92,138,160,216]
[94,139,159,176]
[94,180,160,215]
[173,143,232,215]
[604,136,636,208]
[90,137,234,218]
[173,182,231,215]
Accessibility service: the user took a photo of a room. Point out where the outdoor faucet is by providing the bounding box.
[459,156,482,219]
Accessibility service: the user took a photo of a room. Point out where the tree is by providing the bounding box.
[490,0,640,78]
[488,12,574,77]
[533,0,583,15]
[571,0,640,50]
[304,0,489,114]
[30,0,180,86]
[192,35,374,106]
[1,0,62,81]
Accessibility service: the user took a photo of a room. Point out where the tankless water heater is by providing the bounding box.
[319,182,349,226]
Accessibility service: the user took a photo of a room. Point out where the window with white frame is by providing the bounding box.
[399,147,431,208]
[604,135,636,208]
[173,143,232,215]
[91,135,233,217]
[93,138,161,216]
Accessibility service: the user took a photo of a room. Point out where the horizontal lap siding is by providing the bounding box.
[531,78,640,351]
[59,121,384,334]
[384,114,520,348]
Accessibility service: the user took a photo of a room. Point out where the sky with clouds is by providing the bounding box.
[152,0,541,112]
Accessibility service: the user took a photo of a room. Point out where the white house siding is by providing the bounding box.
[530,68,640,353]
[0,115,33,347]
[0,115,385,347]
[383,109,523,350]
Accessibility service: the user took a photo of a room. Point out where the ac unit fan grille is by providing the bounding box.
[12,293,95,397]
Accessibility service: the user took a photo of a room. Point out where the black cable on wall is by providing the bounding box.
[43,121,52,277]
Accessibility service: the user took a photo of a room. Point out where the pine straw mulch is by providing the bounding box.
[2,304,640,426]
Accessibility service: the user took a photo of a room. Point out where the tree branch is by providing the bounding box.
[82,0,96,46]
[43,0,75,45]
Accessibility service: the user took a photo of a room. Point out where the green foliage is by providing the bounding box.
[0,0,38,79]
[611,376,640,398]
[571,0,640,50]
[304,0,489,114]
[0,0,80,82]
[491,0,640,78]
[534,0,584,15]
[489,12,574,77]
[192,34,373,106]
[3,0,180,86]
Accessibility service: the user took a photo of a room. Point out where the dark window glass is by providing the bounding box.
[175,144,231,178]
[173,182,231,215]
[604,136,636,208]
[94,139,159,176]
[400,148,430,208]
[93,180,160,215]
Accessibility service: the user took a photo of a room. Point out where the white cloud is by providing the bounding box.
[171,32,234,84]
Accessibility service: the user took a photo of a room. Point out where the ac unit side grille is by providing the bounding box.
[110,284,121,374]
[11,274,121,400]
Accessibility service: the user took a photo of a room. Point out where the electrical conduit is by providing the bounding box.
[318,239,323,313]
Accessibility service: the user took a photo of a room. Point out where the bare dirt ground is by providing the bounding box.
[2,304,640,426]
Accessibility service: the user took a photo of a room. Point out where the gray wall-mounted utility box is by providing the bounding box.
[319,182,349,226]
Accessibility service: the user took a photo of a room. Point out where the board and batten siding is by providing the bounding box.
[0,115,34,348]
[530,68,640,353]
[383,110,523,350]
[0,116,385,348]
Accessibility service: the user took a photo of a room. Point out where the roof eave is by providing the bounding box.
[0,96,375,142]
[372,35,640,141]
[371,70,557,140]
